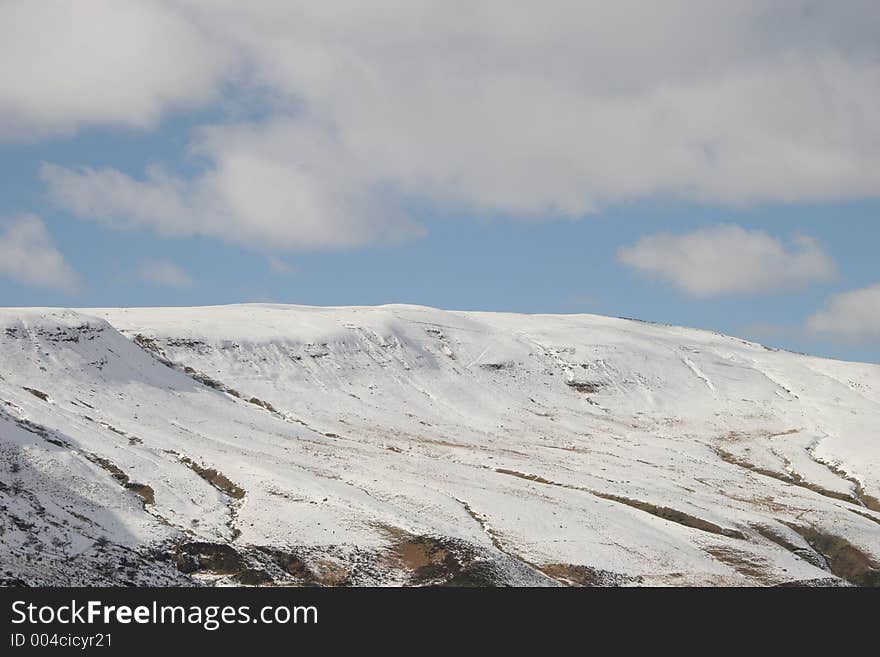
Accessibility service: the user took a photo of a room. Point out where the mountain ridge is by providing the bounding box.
[1,304,878,586]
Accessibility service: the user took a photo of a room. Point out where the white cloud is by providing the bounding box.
[136,259,193,288]
[40,131,425,250]
[0,0,229,139]
[617,224,836,297]
[0,215,81,292]
[807,283,880,341]
[14,2,880,249]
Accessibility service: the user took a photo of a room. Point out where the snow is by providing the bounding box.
[1,303,878,586]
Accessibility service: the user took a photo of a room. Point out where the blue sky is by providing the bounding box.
[1,2,878,362]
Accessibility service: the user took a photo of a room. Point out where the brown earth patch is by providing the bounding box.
[751,523,825,569]
[714,448,859,506]
[379,526,503,586]
[539,564,642,587]
[87,455,129,484]
[704,546,773,582]
[175,542,247,575]
[7,414,70,448]
[247,397,279,413]
[310,560,351,586]
[814,459,880,513]
[596,493,746,539]
[494,468,556,486]
[22,387,49,402]
[85,454,155,507]
[256,546,312,580]
[493,467,743,539]
[124,483,155,506]
[565,381,604,394]
[178,455,246,499]
[783,524,880,587]
[849,508,880,527]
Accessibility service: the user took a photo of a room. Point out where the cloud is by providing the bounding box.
[807,283,880,341]
[0,215,81,292]
[20,2,880,250]
[617,224,836,297]
[136,259,193,288]
[40,137,425,250]
[0,0,230,139]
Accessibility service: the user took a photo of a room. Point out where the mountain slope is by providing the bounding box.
[1,304,878,586]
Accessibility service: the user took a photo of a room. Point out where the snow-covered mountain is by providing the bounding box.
[1,304,878,586]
